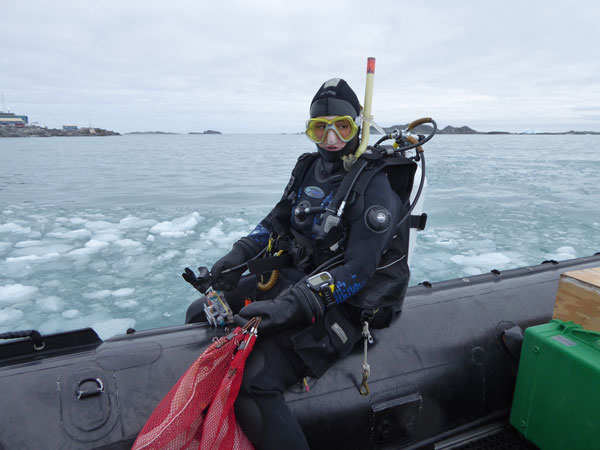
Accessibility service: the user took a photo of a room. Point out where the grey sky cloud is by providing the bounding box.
[2,0,599,133]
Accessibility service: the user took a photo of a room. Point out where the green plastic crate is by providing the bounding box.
[510,320,600,450]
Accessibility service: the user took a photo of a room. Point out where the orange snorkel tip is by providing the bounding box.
[367,57,376,74]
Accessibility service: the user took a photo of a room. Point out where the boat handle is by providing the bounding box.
[76,377,105,400]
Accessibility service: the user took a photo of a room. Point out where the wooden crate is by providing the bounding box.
[553,267,600,332]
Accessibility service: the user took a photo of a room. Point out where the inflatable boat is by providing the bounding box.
[1,253,599,449]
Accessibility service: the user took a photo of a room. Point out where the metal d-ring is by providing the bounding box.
[76,377,105,400]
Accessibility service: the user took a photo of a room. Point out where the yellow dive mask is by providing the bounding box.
[305,116,360,144]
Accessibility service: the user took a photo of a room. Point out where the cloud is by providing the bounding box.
[2,0,599,133]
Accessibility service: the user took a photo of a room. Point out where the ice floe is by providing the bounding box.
[0,284,39,305]
[149,212,202,238]
[92,318,136,340]
[0,223,31,234]
[0,307,24,324]
[36,296,65,312]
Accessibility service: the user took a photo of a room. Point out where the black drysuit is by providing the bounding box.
[231,155,404,450]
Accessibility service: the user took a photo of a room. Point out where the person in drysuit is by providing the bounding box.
[204,78,410,449]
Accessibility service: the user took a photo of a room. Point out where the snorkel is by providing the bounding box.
[343,57,376,171]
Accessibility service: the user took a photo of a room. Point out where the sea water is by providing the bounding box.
[1,134,599,339]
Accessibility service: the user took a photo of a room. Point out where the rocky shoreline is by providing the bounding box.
[0,125,119,138]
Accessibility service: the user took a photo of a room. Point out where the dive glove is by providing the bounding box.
[211,238,260,291]
[236,283,324,335]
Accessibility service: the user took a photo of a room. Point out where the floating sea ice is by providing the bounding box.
[225,217,248,225]
[92,232,123,243]
[115,239,142,248]
[5,253,61,264]
[157,250,180,261]
[200,223,248,248]
[82,290,113,300]
[556,246,576,255]
[92,318,136,340]
[84,220,114,231]
[0,241,12,253]
[0,223,31,234]
[11,242,74,257]
[450,252,511,267]
[47,229,92,239]
[118,216,159,230]
[0,284,39,305]
[62,309,80,319]
[69,218,87,225]
[38,317,65,335]
[36,296,65,312]
[14,240,43,248]
[112,288,135,297]
[462,266,484,276]
[544,246,577,261]
[149,212,201,238]
[437,230,462,239]
[146,235,155,242]
[0,307,24,324]
[67,239,110,257]
[115,299,139,309]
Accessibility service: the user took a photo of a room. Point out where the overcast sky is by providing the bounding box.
[2,0,599,133]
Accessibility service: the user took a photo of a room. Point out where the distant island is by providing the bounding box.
[377,124,600,136]
[0,125,119,138]
[125,131,178,135]
[189,130,222,134]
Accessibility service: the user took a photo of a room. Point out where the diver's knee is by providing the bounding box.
[234,394,263,444]
[239,345,267,393]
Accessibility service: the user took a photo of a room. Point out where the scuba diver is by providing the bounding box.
[184,77,415,449]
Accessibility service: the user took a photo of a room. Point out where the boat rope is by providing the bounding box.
[359,320,374,395]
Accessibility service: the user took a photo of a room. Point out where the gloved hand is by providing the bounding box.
[211,238,259,291]
[236,283,325,335]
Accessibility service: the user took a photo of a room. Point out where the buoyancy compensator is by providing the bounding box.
[341,118,435,314]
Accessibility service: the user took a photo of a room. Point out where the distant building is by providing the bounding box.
[63,125,78,131]
[0,112,28,127]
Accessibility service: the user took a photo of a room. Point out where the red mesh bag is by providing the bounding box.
[132,318,260,450]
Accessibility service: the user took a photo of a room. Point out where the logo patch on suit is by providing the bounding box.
[303,186,325,199]
[365,205,391,233]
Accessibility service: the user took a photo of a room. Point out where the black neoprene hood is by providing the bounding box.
[309,78,361,119]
